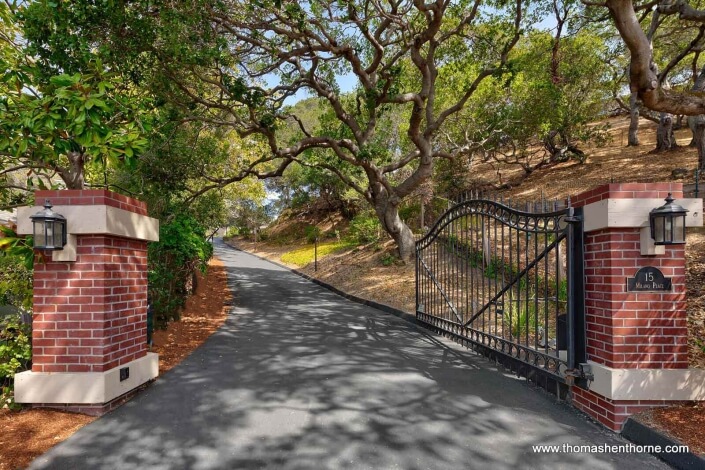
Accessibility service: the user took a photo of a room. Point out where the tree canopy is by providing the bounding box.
[5,0,705,258]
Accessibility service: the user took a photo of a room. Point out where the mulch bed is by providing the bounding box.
[635,404,705,456]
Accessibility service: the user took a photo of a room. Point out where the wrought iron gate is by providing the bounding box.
[415,197,588,388]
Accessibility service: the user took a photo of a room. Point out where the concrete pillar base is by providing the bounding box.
[14,352,158,406]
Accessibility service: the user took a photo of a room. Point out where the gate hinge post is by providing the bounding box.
[578,362,594,381]
[564,363,594,387]
[564,208,582,224]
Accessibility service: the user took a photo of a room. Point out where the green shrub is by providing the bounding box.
[305,225,322,243]
[225,227,240,238]
[0,256,33,312]
[239,226,251,238]
[0,227,34,270]
[503,300,537,339]
[484,257,504,280]
[0,233,34,409]
[557,279,568,303]
[148,214,213,328]
[348,213,381,244]
[325,229,340,240]
[290,192,310,208]
[0,313,31,410]
[468,250,483,268]
[398,203,419,222]
[380,252,396,266]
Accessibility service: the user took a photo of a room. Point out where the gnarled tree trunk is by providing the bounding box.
[691,115,705,169]
[372,192,416,262]
[655,113,677,151]
[628,92,640,146]
[57,151,86,189]
[606,0,705,115]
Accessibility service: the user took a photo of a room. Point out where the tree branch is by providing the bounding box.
[607,0,705,114]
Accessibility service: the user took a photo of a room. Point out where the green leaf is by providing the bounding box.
[49,74,78,87]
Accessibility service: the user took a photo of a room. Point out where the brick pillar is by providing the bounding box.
[569,183,704,431]
[14,190,159,414]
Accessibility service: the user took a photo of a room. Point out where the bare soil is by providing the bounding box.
[470,116,699,201]
[0,256,230,470]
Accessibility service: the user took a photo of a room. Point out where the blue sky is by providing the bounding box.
[279,72,357,106]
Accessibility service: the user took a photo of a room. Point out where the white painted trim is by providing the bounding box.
[587,361,705,401]
[583,198,703,233]
[16,205,159,242]
[14,353,159,404]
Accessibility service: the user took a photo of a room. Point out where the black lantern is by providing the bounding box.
[650,193,688,245]
[30,200,67,250]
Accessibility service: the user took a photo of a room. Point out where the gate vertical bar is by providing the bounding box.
[565,204,586,384]
[415,242,420,315]
[568,206,587,385]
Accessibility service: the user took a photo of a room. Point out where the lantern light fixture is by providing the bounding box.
[30,199,67,251]
[649,193,688,245]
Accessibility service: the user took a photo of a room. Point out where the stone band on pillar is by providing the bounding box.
[13,190,159,415]
[571,183,705,431]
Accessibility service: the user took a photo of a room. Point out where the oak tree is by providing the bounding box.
[92,0,528,260]
[601,0,705,166]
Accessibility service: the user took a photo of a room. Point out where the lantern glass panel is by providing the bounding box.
[46,222,54,248]
[653,215,665,243]
[54,221,64,248]
[674,214,685,243]
[34,220,46,248]
[665,216,673,242]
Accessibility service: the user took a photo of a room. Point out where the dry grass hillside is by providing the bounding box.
[471,116,699,200]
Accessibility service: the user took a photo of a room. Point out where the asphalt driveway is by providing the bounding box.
[30,239,668,469]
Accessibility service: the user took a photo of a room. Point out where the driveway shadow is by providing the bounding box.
[30,241,667,470]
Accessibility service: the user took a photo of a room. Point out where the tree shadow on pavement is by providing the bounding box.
[29,242,667,470]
